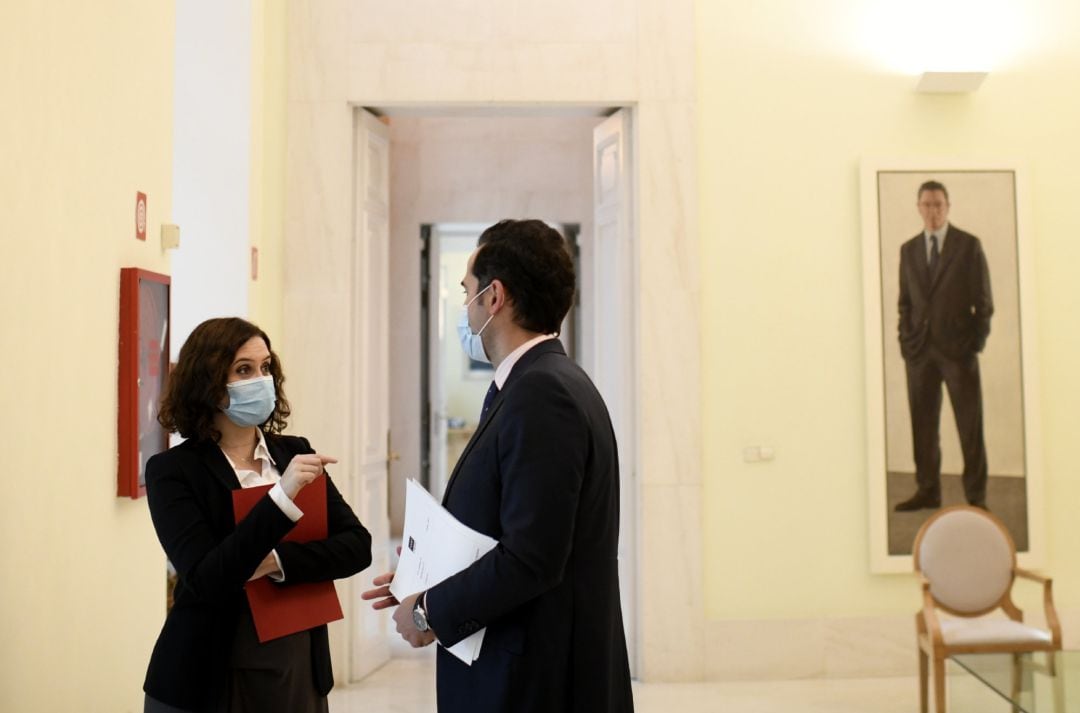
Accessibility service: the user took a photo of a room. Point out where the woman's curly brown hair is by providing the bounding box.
[158,317,291,442]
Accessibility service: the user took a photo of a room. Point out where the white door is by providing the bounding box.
[428,226,448,498]
[592,109,638,676]
[349,109,392,680]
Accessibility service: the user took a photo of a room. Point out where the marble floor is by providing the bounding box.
[326,650,1019,712]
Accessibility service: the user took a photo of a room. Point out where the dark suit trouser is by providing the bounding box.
[904,345,988,504]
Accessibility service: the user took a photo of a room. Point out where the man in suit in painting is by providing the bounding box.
[364,219,634,712]
[895,180,994,511]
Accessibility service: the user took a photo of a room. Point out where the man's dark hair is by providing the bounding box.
[158,317,291,441]
[918,180,949,202]
[472,219,575,335]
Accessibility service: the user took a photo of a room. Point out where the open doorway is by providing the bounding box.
[366,106,640,677]
[386,111,603,528]
[419,222,581,499]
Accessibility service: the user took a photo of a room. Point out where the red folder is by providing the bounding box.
[232,476,344,642]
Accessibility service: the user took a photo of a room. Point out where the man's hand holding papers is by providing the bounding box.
[361,479,497,664]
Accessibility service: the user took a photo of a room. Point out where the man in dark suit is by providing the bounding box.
[364,220,634,712]
[895,181,994,511]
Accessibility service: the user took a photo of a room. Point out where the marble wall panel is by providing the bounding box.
[348,43,498,103]
[636,103,698,287]
[635,0,696,102]
[284,101,353,294]
[705,618,827,680]
[288,0,702,682]
[496,0,638,44]
[348,0,499,44]
[823,616,916,678]
[636,102,700,488]
[287,0,349,102]
[637,316,699,487]
[347,41,639,105]
[484,42,639,103]
[283,100,355,483]
[281,292,351,446]
[640,483,706,680]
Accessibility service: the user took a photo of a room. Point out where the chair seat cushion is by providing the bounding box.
[940,618,1053,647]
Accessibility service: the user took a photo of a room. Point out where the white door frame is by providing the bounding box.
[347,108,393,681]
[355,102,641,678]
[590,108,640,676]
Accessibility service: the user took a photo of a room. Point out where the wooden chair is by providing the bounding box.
[913,505,1062,713]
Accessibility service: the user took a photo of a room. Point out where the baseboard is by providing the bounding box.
[704,615,913,680]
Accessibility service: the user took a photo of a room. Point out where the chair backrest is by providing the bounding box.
[913,506,1016,615]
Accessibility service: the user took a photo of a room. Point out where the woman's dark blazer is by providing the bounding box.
[142,433,372,711]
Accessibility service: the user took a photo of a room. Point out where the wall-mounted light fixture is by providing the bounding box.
[916,71,988,94]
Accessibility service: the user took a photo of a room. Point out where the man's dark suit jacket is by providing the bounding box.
[142,434,372,711]
[898,224,993,361]
[426,339,634,713]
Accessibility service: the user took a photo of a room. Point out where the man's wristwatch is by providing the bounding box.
[412,593,431,632]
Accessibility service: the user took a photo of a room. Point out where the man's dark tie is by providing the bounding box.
[480,381,499,420]
[929,234,940,275]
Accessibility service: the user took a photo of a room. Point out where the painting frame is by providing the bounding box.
[118,267,171,499]
[860,159,1044,573]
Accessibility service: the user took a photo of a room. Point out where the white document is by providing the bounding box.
[390,478,498,665]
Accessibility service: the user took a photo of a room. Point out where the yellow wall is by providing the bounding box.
[0,2,287,707]
[4,0,1079,701]
[0,3,175,711]
[698,0,1080,620]
[249,0,287,344]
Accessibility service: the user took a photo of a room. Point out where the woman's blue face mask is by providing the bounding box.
[221,375,276,427]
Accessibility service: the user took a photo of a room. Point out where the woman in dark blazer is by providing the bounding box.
[142,317,372,713]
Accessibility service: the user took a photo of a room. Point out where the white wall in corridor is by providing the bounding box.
[171,0,252,350]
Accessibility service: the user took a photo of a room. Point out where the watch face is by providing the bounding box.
[412,605,429,632]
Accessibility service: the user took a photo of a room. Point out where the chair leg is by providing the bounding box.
[933,654,946,713]
[919,646,929,713]
[1011,653,1022,713]
[1052,652,1065,713]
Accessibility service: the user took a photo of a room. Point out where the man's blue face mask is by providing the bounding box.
[457,283,494,364]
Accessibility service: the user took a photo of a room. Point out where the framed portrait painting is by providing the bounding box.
[860,159,1043,573]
